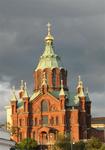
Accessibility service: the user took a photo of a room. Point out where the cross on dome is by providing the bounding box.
[47,22,51,35]
[78,75,81,82]
[45,22,54,42]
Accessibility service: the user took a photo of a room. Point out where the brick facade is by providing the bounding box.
[10,24,91,144]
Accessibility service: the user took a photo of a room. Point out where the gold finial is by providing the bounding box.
[47,22,51,35]
[23,82,29,98]
[24,82,27,90]
[59,80,65,96]
[12,86,15,93]
[20,80,24,90]
[45,22,54,42]
[78,75,81,82]
[78,75,83,86]
[61,80,64,88]
[11,86,17,101]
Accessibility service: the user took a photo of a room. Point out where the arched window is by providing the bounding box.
[24,102,26,112]
[33,131,35,139]
[34,118,37,126]
[50,117,54,125]
[41,100,48,112]
[56,116,59,125]
[19,132,22,141]
[52,69,56,87]
[12,105,15,114]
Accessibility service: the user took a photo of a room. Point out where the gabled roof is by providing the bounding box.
[30,91,41,101]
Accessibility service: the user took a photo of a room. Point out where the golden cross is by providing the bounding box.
[47,22,51,35]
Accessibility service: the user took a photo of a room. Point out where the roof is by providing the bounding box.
[30,91,41,101]
[17,99,24,109]
[35,23,63,70]
[50,90,80,107]
[92,117,105,124]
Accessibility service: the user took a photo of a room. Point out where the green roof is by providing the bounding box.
[17,100,23,108]
[50,90,79,107]
[35,24,63,70]
[36,44,62,70]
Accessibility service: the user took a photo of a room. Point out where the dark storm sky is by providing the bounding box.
[0,0,105,122]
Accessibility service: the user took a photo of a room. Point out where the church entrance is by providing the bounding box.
[41,131,48,145]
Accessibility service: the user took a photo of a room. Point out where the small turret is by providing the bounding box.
[76,75,85,97]
[23,82,29,98]
[19,80,24,98]
[11,86,17,101]
[11,86,17,114]
[59,80,66,110]
[59,80,65,96]
[23,82,29,112]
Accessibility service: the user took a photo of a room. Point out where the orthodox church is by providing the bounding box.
[9,23,91,144]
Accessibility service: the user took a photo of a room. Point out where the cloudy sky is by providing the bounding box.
[0,0,105,123]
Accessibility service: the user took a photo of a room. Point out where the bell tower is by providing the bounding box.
[33,23,68,93]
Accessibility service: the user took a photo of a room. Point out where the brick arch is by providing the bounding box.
[50,104,57,111]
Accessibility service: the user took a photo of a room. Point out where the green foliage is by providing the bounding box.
[74,141,85,150]
[53,134,105,150]
[100,144,105,150]
[16,138,37,150]
[85,137,102,150]
[53,132,71,150]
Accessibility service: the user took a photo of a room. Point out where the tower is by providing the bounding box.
[33,23,68,93]
[9,24,91,144]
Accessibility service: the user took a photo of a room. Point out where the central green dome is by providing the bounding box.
[35,23,63,70]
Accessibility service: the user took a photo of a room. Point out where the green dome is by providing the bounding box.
[35,23,63,70]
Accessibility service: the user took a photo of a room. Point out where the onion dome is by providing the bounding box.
[36,23,62,70]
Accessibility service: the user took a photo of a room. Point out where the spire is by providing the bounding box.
[23,82,29,98]
[59,80,65,96]
[77,75,83,89]
[20,80,24,91]
[11,86,17,101]
[77,75,85,97]
[85,87,90,101]
[78,86,85,97]
[36,23,62,70]
[45,23,54,43]
[78,75,83,86]
[86,87,89,94]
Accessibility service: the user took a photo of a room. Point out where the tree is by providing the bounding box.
[16,138,37,150]
[85,137,103,150]
[53,132,72,150]
[74,141,85,150]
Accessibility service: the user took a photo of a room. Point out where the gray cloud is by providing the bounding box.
[0,0,105,123]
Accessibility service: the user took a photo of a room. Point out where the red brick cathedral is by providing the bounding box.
[10,23,91,144]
